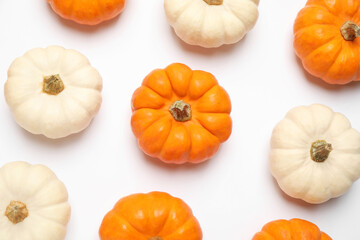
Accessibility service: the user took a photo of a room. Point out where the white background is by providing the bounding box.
[1,0,360,239]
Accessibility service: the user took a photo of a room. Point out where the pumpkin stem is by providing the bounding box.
[5,201,29,224]
[341,21,360,41]
[149,237,162,240]
[203,0,223,5]
[310,140,333,162]
[43,74,65,95]
[169,100,192,122]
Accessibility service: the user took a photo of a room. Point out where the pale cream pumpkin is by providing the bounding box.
[164,0,259,48]
[4,46,103,139]
[0,161,71,240]
[270,104,360,204]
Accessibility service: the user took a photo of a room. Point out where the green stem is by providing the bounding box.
[310,140,333,162]
[341,21,360,41]
[169,100,192,122]
[5,201,29,224]
[203,0,223,5]
[43,74,65,95]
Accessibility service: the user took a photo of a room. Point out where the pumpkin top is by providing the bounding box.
[99,192,202,240]
[294,0,360,84]
[270,104,360,204]
[131,63,232,164]
[252,219,332,240]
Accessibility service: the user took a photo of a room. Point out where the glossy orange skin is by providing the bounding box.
[46,0,126,25]
[294,0,360,84]
[99,192,203,240]
[252,219,332,240]
[131,63,232,164]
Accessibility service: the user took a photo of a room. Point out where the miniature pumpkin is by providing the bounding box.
[99,191,202,240]
[270,104,360,204]
[0,161,71,240]
[252,218,332,240]
[131,63,232,164]
[164,0,259,48]
[294,0,360,84]
[4,46,102,139]
[46,0,126,25]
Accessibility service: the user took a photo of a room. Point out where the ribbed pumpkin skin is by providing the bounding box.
[46,0,126,25]
[99,192,202,240]
[131,63,232,164]
[294,0,360,84]
[252,219,332,240]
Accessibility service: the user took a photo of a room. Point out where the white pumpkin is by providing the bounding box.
[0,161,71,240]
[164,0,259,48]
[270,104,360,204]
[4,46,103,139]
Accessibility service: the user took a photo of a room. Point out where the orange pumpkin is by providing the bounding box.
[252,219,332,240]
[131,63,232,164]
[46,0,126,25]
[99,192,203,240]
[294,0,360,84]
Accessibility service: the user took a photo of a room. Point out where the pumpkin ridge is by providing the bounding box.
[325,155,354,187]
[0,164,27,197]
[279,166,314,199]
[315,163,340,201]
[164,66,193,99]
[107,211,147,238]
[294,24,339,38]
[194,115,221,142]
[306,4,337,17]
[190,85,217,104]
[162,215,194,238]
[27,177,58,203]
[312,107,336,136]
[31,211,68,227]
[158,119,174,155]
[223,0,257,32]
[321,44,345,78]
[132,109,168,137]
[163,69,176,98]
[139,115,172,140]
[64,74,103,92]
[184,123,193,161]
[303,38,343,79]
[34,99,49,135]
[254,231,276,239]
[335,147,360,155]
[142,85,172,103]
[11,96,43,122]
[67,93,93,117]
[303,35,341,60]
[288,219,307,239]
[96,0,107,17]
[307,2,336,15]
[21,54,44,74]
[153,201,176,237]
[270,149,309,177]
[143,70,173,100]
[132,86,168,111]
[31,193,69,210]
[282,117,312,140]
[67,0,77,18]
[61,63,91,79]
[222,3,246,28]
[114,210,150,236]
[30,201,69,214]
[29,181,69,209]
[4,78,36,109]
[170,0,196,24]
[330,113,352,138]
